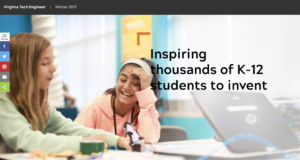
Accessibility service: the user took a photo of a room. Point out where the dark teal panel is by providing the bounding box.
[162,117,215,140]
[116,15,127,76]
[0,15,32,35]
[152,15,169,100]
[56,108,78,121]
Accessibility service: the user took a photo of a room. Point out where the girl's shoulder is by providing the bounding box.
[0,92,18,111]
[79,94,114,118]
[47,100,53,114]
[93,94,112,107]
[80,94,112,112]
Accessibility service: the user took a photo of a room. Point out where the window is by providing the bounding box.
[56,15,117,110]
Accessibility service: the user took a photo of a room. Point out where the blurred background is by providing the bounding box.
[1,15,300,141]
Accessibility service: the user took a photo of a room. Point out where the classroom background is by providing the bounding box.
[1,15,300,141]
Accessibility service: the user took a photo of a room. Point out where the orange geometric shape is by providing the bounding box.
[137,32,151,46]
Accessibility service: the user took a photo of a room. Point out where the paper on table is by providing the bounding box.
[0,152,67,160]
[101,150,184,160]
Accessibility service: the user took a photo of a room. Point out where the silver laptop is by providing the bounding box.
[191,91,300,153]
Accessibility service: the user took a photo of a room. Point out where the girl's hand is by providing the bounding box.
[117,137,132,151]
[129,68,150,90]
[118,136,146,151]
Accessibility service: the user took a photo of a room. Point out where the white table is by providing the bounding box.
[0,148,183,160]
[2,139,298,160]
[153,139,300,159]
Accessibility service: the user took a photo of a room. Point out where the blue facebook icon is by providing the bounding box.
[0,42,9,51]
[0,52,9,62]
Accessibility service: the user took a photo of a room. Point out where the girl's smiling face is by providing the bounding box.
[115,65,141,105]
[38,45,57,90]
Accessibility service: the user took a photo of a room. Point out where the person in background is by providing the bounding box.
[0,33,132,154]
[75,58,161,144]
[62,83,76,108]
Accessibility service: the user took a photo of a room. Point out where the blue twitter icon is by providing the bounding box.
[0,52,9,62]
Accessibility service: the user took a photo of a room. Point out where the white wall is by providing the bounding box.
[170,15,300,101]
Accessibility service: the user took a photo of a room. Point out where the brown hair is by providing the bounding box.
[104,58,160,125]
[8,33,50,131]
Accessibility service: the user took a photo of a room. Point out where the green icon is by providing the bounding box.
[0,82,9,92]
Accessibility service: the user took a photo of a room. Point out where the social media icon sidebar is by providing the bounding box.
[0,33,9,92]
